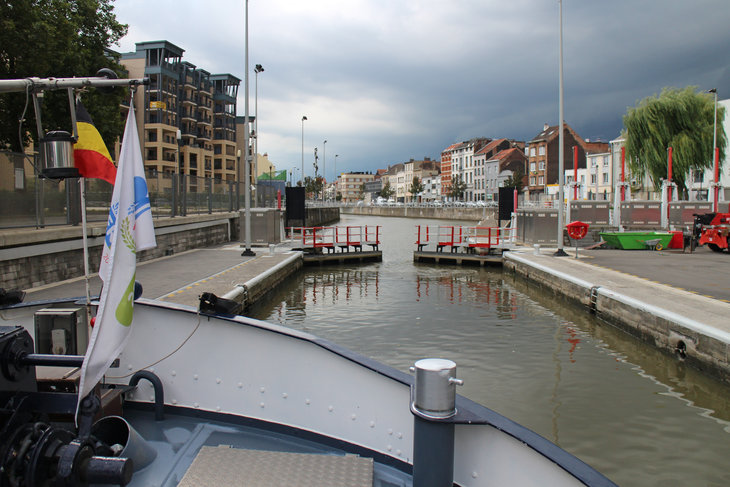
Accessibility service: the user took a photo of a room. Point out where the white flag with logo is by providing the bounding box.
[77,97,156,415]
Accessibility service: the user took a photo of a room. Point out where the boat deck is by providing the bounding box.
[124,407,411,487]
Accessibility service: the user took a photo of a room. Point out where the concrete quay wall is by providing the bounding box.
[306,207,340,226]
[503,252,730,385]
[1,212,240,290]
[341,206,496,224]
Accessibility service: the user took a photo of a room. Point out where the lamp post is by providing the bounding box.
[301,115,307,184]
[322,139,327,201]
[241,0,255,256]
[709,88,719,211]
[254,64,264,204]
[334,154,339,201]
[555,0,568,256]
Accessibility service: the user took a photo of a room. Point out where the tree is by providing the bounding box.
[409,176,424,202]
[623,86,726,194]
[379,180,395,200]
[449,175,467,200]
[303,176,323,198]
[503,168,524,192]
[0,0,128,152]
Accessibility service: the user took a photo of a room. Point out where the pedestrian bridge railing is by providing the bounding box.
[415,225,516,253]
[287,225,381,252]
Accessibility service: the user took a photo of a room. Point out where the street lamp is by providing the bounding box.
[242,0,255,256]
[708,88,719,211]
[334,154,339,200]
[555,0,568,256]
[301,115,307,184]
[322,139,327,201]
[254,64,264,202]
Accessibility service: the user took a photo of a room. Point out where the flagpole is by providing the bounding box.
[79,177,92,322]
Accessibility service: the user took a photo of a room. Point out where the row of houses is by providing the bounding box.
[333,122,612,203]
[336,108,730,204]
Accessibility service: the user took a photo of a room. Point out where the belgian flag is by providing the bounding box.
[73,102,117,184]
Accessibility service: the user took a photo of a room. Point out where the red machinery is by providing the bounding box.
[695,213,730,252]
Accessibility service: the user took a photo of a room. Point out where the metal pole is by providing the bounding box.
[713,89,719,212]
[242,0,255,257]
[0,76,146,94]
[254,64,263,205]
[323,139,327,201]
[255,69,259,186]
[555,0,567,256]
[79,177,92,327]
[301,116,307,185]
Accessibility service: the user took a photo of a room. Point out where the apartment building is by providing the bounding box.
[584,150,611,200]
[339,172,375,203]
[403,158,439,201]
[483,147,528,200]
[121,41,241,184]
[472,139,514,201]
[440,138,491,201]
[525,123,587,197]
[440,143,459,196]
[421,174,442,201]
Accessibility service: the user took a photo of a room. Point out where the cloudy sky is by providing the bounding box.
[113,0,730,181]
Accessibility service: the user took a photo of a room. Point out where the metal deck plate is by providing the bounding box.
[179,446,373,487]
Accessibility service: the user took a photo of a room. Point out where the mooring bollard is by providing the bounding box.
[410,358,463,487]
[534,244,541,255]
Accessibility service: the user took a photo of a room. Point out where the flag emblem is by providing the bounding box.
[73,101,117,184]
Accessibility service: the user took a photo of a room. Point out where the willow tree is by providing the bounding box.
[623,87,726,194]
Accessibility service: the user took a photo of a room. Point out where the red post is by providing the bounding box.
[513,188,518,211]
[667,147,673,182]
[667,147,673,221]
[573,146,578,200]
[620,146,626,202]
[714,146,720,212]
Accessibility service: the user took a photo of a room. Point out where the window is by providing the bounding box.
[530,176,536,185]
[539,161,545,170]
[538,176,544,185]
[580,175,585,183]
[591,174,596,184]
[530,162,536,172]
[603,156,609,167]
[530,147,536,157]
[538,146,545,156]
[603,173,609,183]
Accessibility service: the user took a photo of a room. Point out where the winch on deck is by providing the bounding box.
[0,326,152,487]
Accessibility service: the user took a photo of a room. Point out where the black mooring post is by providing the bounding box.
[413,416,455,487]
[410,358,463,487]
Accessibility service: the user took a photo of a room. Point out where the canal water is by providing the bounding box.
[250,214,730,487]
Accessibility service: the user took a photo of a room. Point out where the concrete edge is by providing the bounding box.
[503,251,730,385]
[221,252,304,311]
